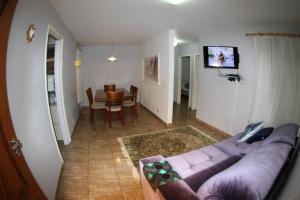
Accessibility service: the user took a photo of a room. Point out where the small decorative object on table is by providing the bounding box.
[143,160,181,190]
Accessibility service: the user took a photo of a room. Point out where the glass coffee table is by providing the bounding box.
[143,160,181,190]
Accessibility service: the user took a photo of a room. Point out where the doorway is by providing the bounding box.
[46,25,71,146]
[176,55,200,110]
[46,35,63,143]
[180,56,190,108]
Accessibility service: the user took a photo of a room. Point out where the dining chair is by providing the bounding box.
[106,91,125,128]
[104,84,116,92]
[86,87,106,122]
[123,85,138,119]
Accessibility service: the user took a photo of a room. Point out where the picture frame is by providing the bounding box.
[144,54,159,84]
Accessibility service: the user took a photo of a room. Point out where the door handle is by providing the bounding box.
[10,137,22,156]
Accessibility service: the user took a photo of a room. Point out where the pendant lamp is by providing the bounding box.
[107,39,117,62]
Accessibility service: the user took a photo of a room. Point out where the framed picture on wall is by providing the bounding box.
[144,54,159,83]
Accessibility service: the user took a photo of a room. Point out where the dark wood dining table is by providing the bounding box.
[94,88,132,102]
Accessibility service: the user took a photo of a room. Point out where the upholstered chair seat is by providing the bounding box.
[106,104,122,112]
[92,102,106,109]
[123,100,135,107]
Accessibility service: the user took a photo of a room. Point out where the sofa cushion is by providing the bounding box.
[239,121,264,142]
[197,142,292,200]
[184,155,241,192]
[204,179,257,200]
[262,123,299,146]
[167,145,229,178]
[214,135,263,156]
[246,127,274,144]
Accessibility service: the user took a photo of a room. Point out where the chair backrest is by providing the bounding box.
[106,91,124,105]
[86,87,93,106]
[104,84,116,92]
[130,85,138,102]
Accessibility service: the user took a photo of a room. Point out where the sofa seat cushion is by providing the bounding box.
[123,100,135,107]
[184,155,241,192]
[106,105,122,112]
[166,145,229,178]
[197,142,292,200]
[91,102,106,109]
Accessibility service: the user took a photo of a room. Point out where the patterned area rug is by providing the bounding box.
[118,125,217,168]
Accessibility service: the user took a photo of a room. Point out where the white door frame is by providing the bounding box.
[176,56,182,104]
[176,55,200,110]
[176,56,192,107]
[191,55,200,110]
[45,24,71,146]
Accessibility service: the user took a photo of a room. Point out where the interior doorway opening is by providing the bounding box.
[176,55,200,111]
[46,35,63,142]
[180,56,191,108]
[45,25,71,149]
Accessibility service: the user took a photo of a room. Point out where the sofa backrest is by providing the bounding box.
[197,142,292,200]
[262,123,299,146]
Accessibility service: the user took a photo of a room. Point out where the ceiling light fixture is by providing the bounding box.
[174,40,178,46]
[107,38,117,62]
[164,0,186,5]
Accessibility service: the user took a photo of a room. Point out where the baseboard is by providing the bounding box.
[139,103,169,127]
[166,123,173,127]
[55,164,64,198]
[70,110,82,140]
[195,118,231,137]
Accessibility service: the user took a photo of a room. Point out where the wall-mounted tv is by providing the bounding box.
[203,46,239,69]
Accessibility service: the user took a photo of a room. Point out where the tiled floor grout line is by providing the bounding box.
[87,126,90,200]
[109,129,126,200]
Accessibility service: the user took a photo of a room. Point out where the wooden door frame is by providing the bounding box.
[0,0,46,198]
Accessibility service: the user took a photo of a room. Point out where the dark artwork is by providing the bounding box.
[144,55,158,82]
[205,179,256,200]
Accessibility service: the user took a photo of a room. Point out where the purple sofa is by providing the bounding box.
[139,123,299,200]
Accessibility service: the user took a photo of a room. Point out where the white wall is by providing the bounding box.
[81,45,140,106]
[6,0,78,199]
[140,30,175,124]
[196,25,300,135]
[76,48,84,104]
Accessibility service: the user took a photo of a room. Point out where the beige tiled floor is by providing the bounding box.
[56,98,229,200]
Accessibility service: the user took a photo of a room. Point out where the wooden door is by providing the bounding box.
[0,0,47,199]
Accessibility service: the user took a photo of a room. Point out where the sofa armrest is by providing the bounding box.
[158,180,200,200]
[139,155,165,172]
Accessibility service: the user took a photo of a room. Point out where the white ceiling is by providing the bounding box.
[48,0,300,46]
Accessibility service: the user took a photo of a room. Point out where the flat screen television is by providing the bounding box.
[203,46,239,69]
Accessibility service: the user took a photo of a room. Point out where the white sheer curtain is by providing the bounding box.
[250,36,300,127]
